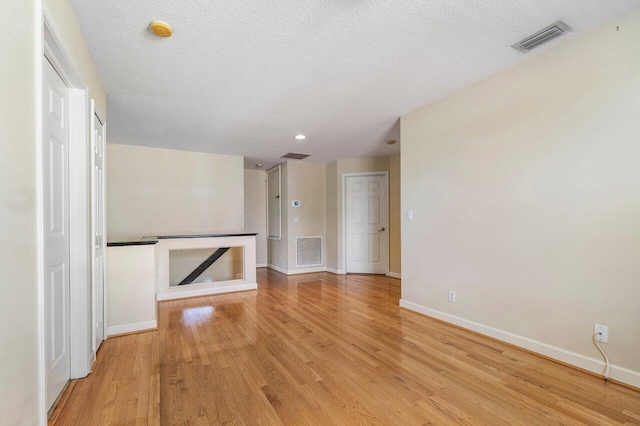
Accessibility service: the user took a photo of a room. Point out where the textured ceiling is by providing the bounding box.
[70,0,639,169]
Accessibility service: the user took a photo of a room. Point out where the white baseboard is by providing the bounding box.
[267,264,327,275]
[388,272,401,279]
[399,299,640,389]
[256,263,268,268]
[267,264,288,274]
[157,283,258,301]
[107,320,157,336]
[288,266,326,275]
[326,267,346,275]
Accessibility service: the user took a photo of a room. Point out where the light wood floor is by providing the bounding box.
[52,269,640,425]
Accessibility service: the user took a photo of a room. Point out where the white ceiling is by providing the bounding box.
[70,0,639,169]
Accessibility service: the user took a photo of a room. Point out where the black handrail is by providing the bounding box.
[178,247,230,285]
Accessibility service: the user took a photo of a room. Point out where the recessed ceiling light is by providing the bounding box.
[295,134,306,140]
[149,20,173,38]
[256,163,263,168]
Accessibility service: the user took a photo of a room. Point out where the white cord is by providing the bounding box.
[594,332,610,382]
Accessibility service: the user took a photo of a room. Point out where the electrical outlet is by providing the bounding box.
[448,290,456,303]
[595,324,608,343]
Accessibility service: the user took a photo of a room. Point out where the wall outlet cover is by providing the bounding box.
[594,324,608,343]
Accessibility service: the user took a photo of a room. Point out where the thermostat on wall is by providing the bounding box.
[291,200,300,207]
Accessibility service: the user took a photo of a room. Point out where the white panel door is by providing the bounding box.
[346,174,389,274]
[43,58,71,409]
[92,110,105,351]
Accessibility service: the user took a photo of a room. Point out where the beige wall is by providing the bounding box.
[401,8,640,385]
[389,154,401,274]
[325,156,401,273]
[0,1,40,423]
[325,161,338,270]
[107,144,244,241]
[244,169,267,266]
[286,161,326,271]
[107,245,156,334]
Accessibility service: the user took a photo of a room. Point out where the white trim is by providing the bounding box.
[295,236,323,267]
[36,1,45,423]
[43,9,86,89]
[388,272,402,279]
[156,283,258,301]
[342,171,390,275]
[266,165,282,240]
[257,263,268,268]
[68,88,92,379]
[399,299,640,389]
[107,320,157,337]
[326,267,346,275]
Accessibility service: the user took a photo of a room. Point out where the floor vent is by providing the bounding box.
[296,237,322,267]
[512,21,572,53]
[281,152,310,160]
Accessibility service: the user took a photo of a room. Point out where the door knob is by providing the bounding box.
[379,227,385,232]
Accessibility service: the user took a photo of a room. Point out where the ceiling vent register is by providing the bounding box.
[281,152,310,160]
[512,21,572,53]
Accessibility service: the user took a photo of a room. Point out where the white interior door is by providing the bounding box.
[43,58,71,409]
[346,174,389,274]
[92,108,105,351]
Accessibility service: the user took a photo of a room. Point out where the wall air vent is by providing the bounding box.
[296,237,322,267]
[281,152,310,160]
[512,21,572,53]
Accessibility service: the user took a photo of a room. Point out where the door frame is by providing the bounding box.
[342,171,390,275]
[90,101,108,353]
[39,9,99,417]
[266,165,282,240]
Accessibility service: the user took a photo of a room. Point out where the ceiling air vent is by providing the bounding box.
[281,152,310,160]
[512,21,572,53]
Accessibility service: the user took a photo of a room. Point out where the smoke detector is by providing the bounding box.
[512,21,572,53]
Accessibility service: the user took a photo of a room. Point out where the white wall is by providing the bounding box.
[107,144,244,241]
[401,8,640,387]
[1,0,107,423]
[0,2,40,424]
[244,170,267,266]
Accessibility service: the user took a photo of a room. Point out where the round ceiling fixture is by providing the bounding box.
[295,134,306,140]
[386,139,396,145]
[256,163,263,168]
[149,20,173,37]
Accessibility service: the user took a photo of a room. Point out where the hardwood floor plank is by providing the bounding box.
[52,270,640,425]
